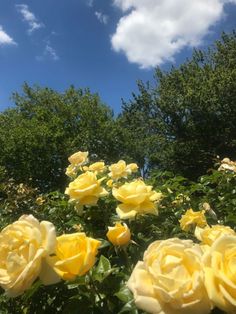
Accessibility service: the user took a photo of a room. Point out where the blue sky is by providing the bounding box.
[0,0,236,114]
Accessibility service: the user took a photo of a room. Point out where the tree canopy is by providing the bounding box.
[119,32,236,179]
[0,84,119,191]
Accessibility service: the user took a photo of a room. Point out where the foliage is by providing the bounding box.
[1,152,236,313]
[0,84,119,191]
[119,32,236,179]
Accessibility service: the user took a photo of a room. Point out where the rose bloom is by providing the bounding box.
[65,164,77,177]
[65,171,108,208]
[88,161,106,173]
[106,222,131,246]
[47,233,100,280]
[218,157,236,172]
[68,151,88,166]
[112,180,162,219]
[0,215,57,297]
[108,160,129,180]
[128,238,211,314]
[195,224,235,246]
[126,163,139,173]
[179,208,207,232]
[203,235,236,312]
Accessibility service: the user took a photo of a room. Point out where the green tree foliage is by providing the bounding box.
[0,84,119,191]
[119,32,236,179]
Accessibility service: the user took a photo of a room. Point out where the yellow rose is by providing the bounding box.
[88,161,106,173]
[126,163,139,173]
[65,171,108,208]
[106,222,131,246]
[65,164,77,177]
[112,180,162,219]
[68,151,88,166]
[108,160,129,180]
[195,224,235,246]
[218,157,236,172]
[47,233,100,280]
[203,235,236,312]
[0,215,57,297]
[128,238,211,314]
[179,208,207,232]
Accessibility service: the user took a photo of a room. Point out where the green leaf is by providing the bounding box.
[22,280,42,301]
[92,255,114,282]
[118,300,138,314]
[114,286,133,303]
[96,255,111,273]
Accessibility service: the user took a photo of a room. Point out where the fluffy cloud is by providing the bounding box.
[16,4,44,34]
[111,0,236,68]
[0,26,16,46]
[95,11,109,24]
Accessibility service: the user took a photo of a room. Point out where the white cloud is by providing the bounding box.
[36,41,59,61]
[45,43,59,61]
[111,0,236,68]
[16,4,44,34]
[0,26,16,46]
[95,11,109,24]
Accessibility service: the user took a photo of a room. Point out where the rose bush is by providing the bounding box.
[1,151,236,313]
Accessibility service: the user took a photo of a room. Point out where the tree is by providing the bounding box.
[120,32,236,179]
[0,84,119,191]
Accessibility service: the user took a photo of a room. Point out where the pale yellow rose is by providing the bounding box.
[112,180,162,219]
[106,222,131,246]
[47,233,100,280]
[0,215,58,297]
[108,160,129,179]
[128,238,211,314]
[203,235,236,312]
[218,157,236,172]
[65,171,108,208]
[88,161,106,173]
[179,208,207,232]
[65,164,77,177]
[108,160,139,180]
[126,163,139,173]
[68,151,88,166]
[195,224,235,246]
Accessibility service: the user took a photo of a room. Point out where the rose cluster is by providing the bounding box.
[65,151,162,219]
